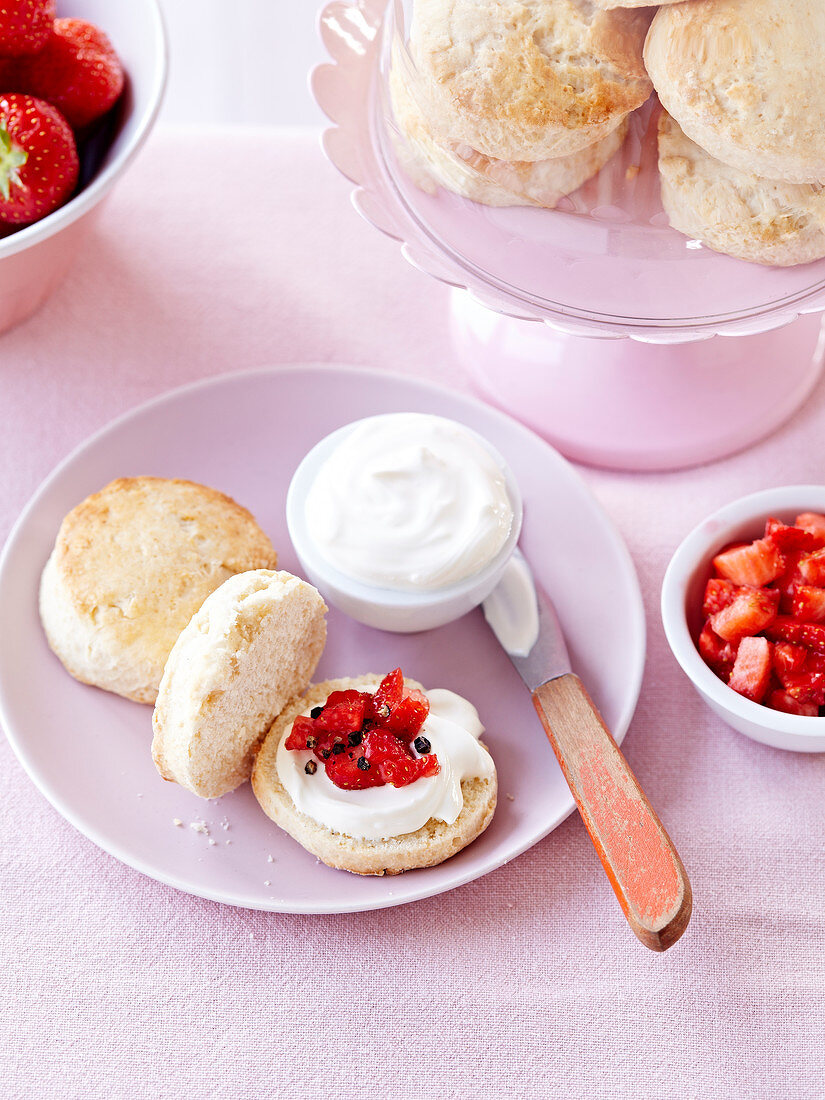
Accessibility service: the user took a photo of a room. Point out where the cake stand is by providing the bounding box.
[312,0,825,470]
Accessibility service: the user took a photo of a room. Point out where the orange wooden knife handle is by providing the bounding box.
[533,673,692,952]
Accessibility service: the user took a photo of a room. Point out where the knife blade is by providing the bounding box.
[483,550,692,952]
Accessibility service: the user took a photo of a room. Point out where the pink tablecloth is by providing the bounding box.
[2,127,824,1099]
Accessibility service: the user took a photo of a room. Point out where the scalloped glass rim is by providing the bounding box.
[313,0,825,340]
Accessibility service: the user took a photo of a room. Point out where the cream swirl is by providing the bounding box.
[302,413,514,591]
[276,688,494,840]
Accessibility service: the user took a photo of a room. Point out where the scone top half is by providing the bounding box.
[39,477,279,704]
[408,0,652,161]
[152,570,328,799]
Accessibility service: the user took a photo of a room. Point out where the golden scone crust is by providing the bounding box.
[658,112,825,267]
[390,51,628,208]
[645,0,825,184]
[408,0,651,161]
[251,676,498,876]
[152,570,327,798]
[39,476,278,703]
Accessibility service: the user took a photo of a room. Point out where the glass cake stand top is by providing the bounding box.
[312,0,825,469]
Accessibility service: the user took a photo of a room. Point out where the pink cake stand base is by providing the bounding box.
[451,292,825,471]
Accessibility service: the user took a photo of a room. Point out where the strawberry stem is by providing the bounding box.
[0,122,28,202]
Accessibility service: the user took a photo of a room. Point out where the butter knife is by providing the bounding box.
[483,551,692,952]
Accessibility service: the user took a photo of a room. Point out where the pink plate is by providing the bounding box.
[0,365,645,912]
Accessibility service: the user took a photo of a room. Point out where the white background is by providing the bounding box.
[157,0,326,127]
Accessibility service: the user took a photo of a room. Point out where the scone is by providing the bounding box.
[390,52,629,208]
[251,672,497,876]
[152,570,327,798]
[39,477,278,703]
[645,0,825,184]
[408,0,652,161]
[658,112,825,267]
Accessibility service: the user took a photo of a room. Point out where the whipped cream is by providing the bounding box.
[303,413,515,591]
[276,687,494,840]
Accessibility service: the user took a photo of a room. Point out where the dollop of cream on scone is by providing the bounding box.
[277,687,494,840]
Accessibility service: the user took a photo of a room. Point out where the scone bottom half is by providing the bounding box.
[251,675,498,877]
[151,569,328,799]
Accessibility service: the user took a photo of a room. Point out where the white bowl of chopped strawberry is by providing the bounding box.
[662,486,825,752]
[0,0,165,332]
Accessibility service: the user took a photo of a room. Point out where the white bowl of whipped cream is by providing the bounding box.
[286,412,523,632]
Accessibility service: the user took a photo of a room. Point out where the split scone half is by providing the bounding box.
[252,675,497,876]
[658,112,825,267]
[39,476,278,704]
[152,570,327,798]
[390,52,629,208]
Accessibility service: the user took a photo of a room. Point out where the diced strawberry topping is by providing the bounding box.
[702,578,740,617]
[765,689,819,717]
[383,693,429,738]
[313,690,367,734]
[324,747,385,790]
[370,666,404,716]
[713,538,784,587]
[364,729,439,786]
[710,588,779,642]
[728,636,772,703]
[286,668,439,791]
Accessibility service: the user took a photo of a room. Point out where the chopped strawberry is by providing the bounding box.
[698,622,738,678]
[702,578,740,616]
[284,714,318,751]
[0,0,54,58]
[791,585,825,624]
[383,693,429,738]
[764,518,824,552]
[773,550,804,609]
[369,667,404,718]
[314,690,367,734]
[795,513,825,541]
[765,616,825,654]
[728,636,772,703]
[324,747,384,790]
[712,538,783,587]
[765,689,819,717]
[10,18,124,130]
[710,588,779,642]
[773,642,809,677]
[363,730,439,786]
[797,549,825,587]
[775,666,825,706]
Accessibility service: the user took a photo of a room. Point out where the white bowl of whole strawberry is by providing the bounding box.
[0,0,165,331]
[662,486,825,753]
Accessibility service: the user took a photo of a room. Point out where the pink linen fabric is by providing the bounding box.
[1,127,824,1099]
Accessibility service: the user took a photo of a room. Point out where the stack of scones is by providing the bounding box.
[391,0,825,267]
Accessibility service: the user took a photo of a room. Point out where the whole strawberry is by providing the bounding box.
[0,0,55,58]
[0,94,78,226]
[11,18,124,130]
